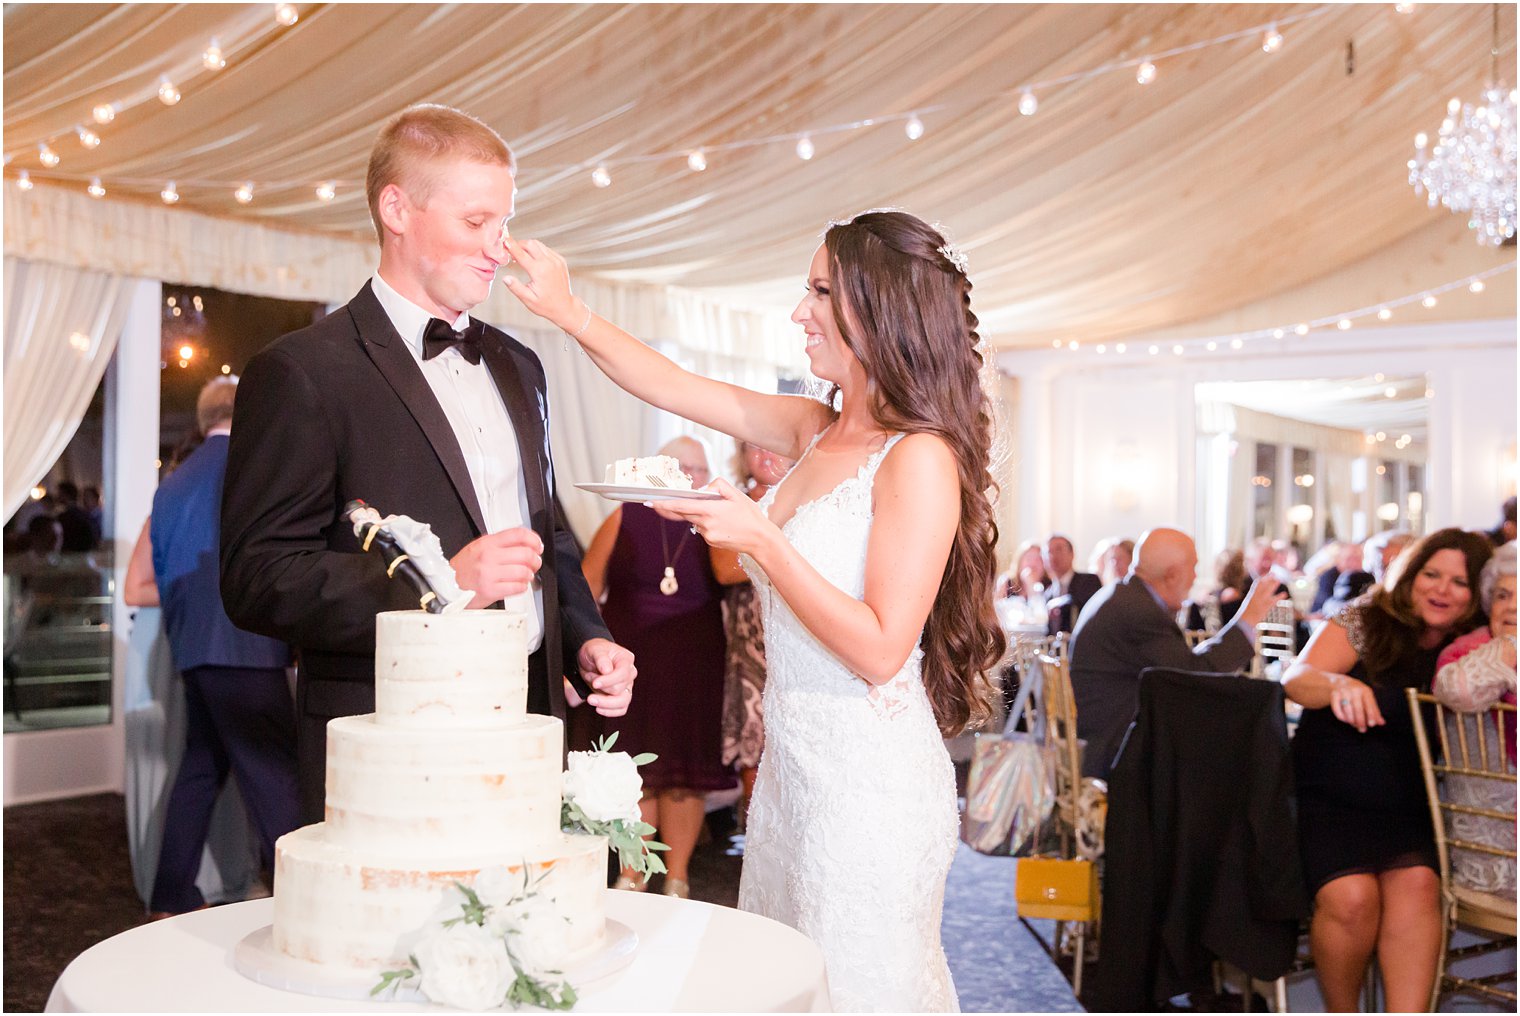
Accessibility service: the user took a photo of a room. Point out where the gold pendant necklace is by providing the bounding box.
[658,515,693,596]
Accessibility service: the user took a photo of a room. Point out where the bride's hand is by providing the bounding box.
[501,237,583,332]
[650,479,774,556]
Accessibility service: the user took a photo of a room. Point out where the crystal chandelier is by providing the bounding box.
[1407,7,1518,247]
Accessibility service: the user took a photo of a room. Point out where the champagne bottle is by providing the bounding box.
[343,499,448,613]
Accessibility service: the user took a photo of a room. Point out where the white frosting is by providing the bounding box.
[271,608,607,976]
[604,455,693,488]
[323,714,562,856]
[374,610,526,726]
[274,826,606,969]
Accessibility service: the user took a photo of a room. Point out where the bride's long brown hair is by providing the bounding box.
[824,210,1005,735]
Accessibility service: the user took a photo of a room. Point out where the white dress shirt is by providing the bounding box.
[1051,570,1075,598]
[370,273,543,651]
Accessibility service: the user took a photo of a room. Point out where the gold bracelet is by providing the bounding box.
[566,302,594,340]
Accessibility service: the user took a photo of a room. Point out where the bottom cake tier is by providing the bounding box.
[273,824,607,970]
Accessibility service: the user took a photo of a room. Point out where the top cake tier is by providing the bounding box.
[375,610,527,727]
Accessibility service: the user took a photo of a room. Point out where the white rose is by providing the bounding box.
[470,865,525,909]
[501,893,574,982]
[413,922,514,1011]
[563,749,643,824]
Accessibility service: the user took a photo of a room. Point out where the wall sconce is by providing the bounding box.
[1376,502,1401,523]
[1287,504,1315,525]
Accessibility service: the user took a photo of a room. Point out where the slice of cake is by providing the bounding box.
[604,455,693,489]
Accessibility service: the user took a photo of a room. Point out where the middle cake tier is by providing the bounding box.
[324,713,564,856]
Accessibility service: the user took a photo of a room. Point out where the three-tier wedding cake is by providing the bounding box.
[270,609,608,971]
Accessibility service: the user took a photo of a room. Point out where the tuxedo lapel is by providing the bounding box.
[346,283,487,535]
[479,333,550,528]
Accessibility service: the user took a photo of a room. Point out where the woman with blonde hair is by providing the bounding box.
[504,209,1004,1010]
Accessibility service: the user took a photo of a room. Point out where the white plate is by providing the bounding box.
[233,919,640,1002]
[575,482,722,503]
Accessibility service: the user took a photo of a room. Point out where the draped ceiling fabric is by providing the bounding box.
[3,3,1516,350]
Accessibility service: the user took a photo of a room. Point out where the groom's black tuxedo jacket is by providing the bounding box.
[220,282,610,820]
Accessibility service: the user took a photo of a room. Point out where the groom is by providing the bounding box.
[220,104,636,823]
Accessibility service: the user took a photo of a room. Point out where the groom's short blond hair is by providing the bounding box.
[366,104,516,246]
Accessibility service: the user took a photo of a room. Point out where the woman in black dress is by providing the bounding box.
[1284,528,1493,1011]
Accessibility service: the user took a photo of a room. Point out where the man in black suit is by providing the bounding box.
[1068,528,1280,777]
[221,104,635,823]
[1043,533,1102,635]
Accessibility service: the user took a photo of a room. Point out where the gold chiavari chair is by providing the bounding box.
[1407,689,1518,1010]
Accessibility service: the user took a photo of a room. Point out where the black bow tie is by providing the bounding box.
[422,317,483,365]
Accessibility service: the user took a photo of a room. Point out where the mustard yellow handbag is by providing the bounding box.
[1014,856,1099,923]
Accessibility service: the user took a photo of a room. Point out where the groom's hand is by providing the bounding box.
[578,638,636,717]
[450,528,543,608]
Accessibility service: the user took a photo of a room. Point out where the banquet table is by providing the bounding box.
[46,891,832,1012]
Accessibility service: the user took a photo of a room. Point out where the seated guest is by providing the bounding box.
[1310,540,1363,617]
[1185,547,1250,635]
[1044,532,1102,635]
[1069,528,1281,777]
[995,539,1047,601]
[1486,496,1517,547]
[1327,530,1414,616]
[1089,536,1135,587]
[1432,541,1517,897]
[1284,528,1493,1012]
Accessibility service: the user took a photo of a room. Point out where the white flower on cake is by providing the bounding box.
[411,921,516,1012]
[500,893,573,983]
[561,732,670,880]
[604,455,693,489]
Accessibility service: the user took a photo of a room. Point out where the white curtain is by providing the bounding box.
[3,256,136,519]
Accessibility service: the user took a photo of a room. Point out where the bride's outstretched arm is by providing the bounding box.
[654,433,960,685]
[502,237,829,461]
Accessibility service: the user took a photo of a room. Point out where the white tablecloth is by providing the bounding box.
[46,892,831,1013]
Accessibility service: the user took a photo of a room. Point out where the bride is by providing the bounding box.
[504,210,1005,1012]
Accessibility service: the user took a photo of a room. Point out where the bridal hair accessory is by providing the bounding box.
[937,240,969,275]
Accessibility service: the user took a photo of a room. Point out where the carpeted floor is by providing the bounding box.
[3,793,1075,1013]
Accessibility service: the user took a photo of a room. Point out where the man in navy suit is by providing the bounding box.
[149,376,300,917]
[1044,533,1103,635]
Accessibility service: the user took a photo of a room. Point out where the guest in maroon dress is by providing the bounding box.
[581,436,738,898]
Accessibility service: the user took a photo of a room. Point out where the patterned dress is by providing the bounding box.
[720,582,766,769]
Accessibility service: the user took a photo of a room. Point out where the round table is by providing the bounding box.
[46,891,831,1012]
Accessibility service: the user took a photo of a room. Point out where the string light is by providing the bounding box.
[1469,279,1485,293]
[202,39,226,71]
[1136,60,1158,85]
[17,170,32,190]
[158,76,181,106]
[1421,294,1437,308]
[315,180,336,202]
[1115,343,1126,354]
[1148,345,1159,355]
[1096,344,1107,353]
[1230,338,1244,349]
[1395,3,1416,13]
[1294,323,1310,335]
[92,103,117,125]
[1377,307,1393,320]
[87,177,105,198]
[904,115,925,141]
[1262,23,1283,52]
[275,3,299,26]
[235,181,254,204]
[1337,317,1353,330]
[1205,340,1218,351]
[76,126,101,149]
[38,143,59,168]
[1018,89,1038,116]
[160,181,179,204]
[591,163,611,188]
[1271,328,1285,339]
[1172,344,1184,355]
[687,149,708,172]
[221,364,232,374]
[795,136,815,161]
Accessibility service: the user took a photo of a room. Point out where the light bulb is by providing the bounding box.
[1384,387,1396,398]
[1414,131,1428,149]
[1148,345,1159,355]
[1447,97,1462,116]
[87,177,105,198]
[1230,338,1244,349]
[315,180,336,202]
[203,39,226,71]
[1018,89,1038,116]
[1172,344,1184,355]
[76,126,100,149]
[1136,60,1157,85]
[795,136,815,161]
[17,170,33,190]
[178,344,195,361]
[221,364,232,375]
[161,181,179,204]
[1115,343,1126,354]
[1395,3,1416,13]
[904,115,924,141]
[1096,344,1107,354]
[39,143,59,167]
[591,164,611,188]
[1421,294,1437,308]
[1377,307,1392,320]
[158,76,181,106]
[1337,318,1352,330]
[687,149,707,172]
[234,182,254,204]
[1262,24,1283,53]
[275,3,299,26]
[1294,323,1309,335]
[1469,279,1485,293]
[1206,340,1218,351]
[92,103,117,125]
[1051,339,1061,349]
[1271,328,1285,339]
[1069,341,1080,351]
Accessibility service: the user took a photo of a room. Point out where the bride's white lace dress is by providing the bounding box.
[740,431,960,1012]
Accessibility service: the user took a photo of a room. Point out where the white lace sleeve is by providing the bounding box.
[1433,638,1518,712]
